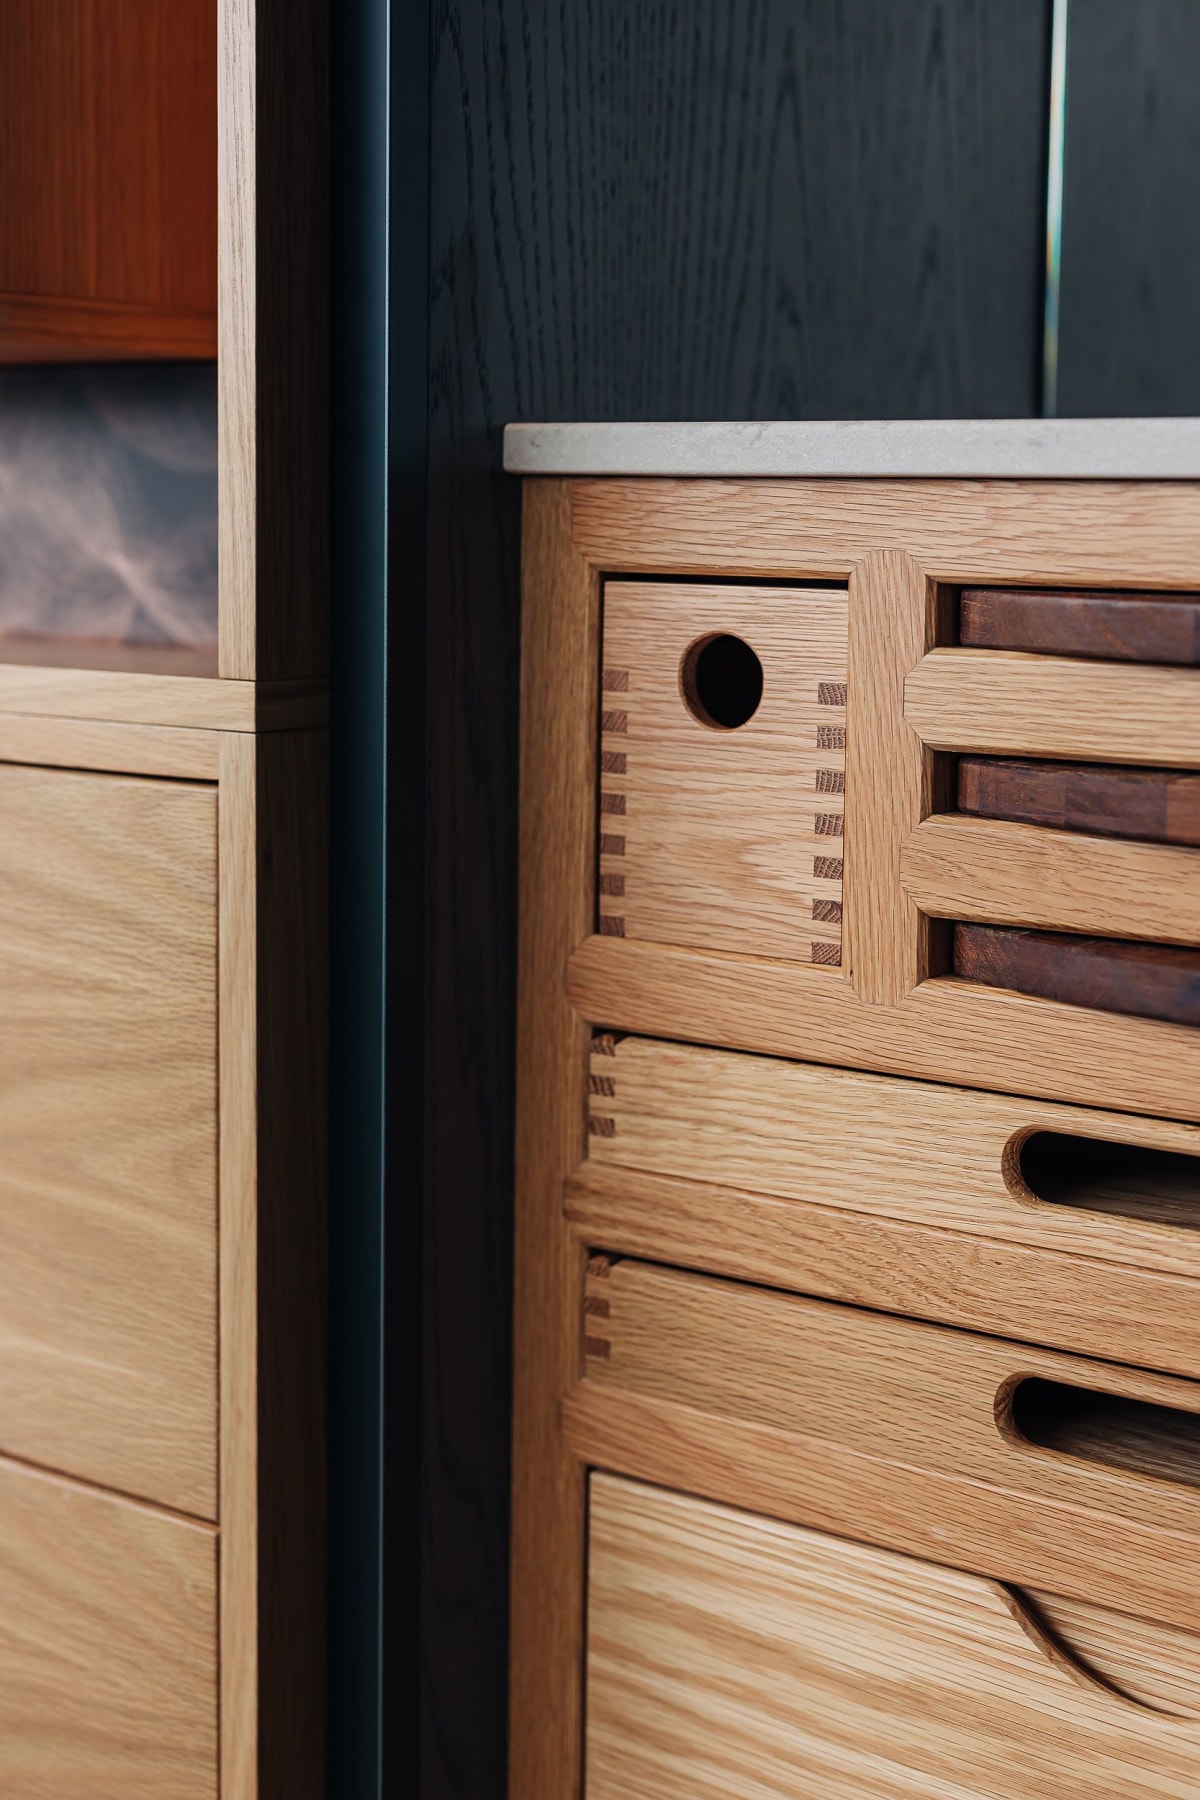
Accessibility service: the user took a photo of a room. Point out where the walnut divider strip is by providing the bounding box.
[954,923,1200,1027]
[960,587,1200,665]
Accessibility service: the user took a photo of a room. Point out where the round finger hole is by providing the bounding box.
[680,633,764,729]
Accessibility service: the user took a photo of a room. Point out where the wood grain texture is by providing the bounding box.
[906,646,1200,764]
[1058,0,1200,417]
[902,813,1200,945]
[571,478,1200,589]
[955,923,1200,1027]
[1029,1590,1200,1718]
[0,715,219,779]
[218,0,329,680]
[958,756,1200,847]
[507,486,597,1800]
[0,293,215,363]
[0,1453,217,1798]
[844,551,948,1002]
[581,1035,1200,1276]
[0,0,217,360]
[960,587,1200,664]
[0,666,327,731]
[599,581,846,961]
[568,934,1200,1125]
[587,1476,1200,1800]
[219,729,329,1800]
[568,1258,1200,1633]
[566,1161,1200,1381]
[0,766,215,1515]
[430,8,1051,1786]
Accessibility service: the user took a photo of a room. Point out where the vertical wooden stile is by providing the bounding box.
[509,481,601,1800]
[844,550,948,1003]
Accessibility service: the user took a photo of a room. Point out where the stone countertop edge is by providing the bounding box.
[502,418,1200,480]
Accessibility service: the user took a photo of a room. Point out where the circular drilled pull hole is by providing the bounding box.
[680,633,763,729]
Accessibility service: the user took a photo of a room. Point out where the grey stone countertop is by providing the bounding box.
[503,418,1200,480]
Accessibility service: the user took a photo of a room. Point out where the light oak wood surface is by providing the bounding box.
[843,551,948,1002]
[587,1475,1200,1800]
[901,812,1200,945]
[0,714,220,779]
[0,1450,217,1798]
[599,581,846,962]
[1029,1591,1200,1719]
[570,934,1200,1123]
[584,1035,1200,1274]
[570,1259,1200,1632]
[0,765,215,1516]
[509,483,596,1798]
[571,477,1200,587]
[218,0,328,680]
[566,1160,1200,1380]
[906,646,1200,766]
[0,665,328,731]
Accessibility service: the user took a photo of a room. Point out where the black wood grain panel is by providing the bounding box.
[421,6,1050,1797]
[1058,0,1200,416]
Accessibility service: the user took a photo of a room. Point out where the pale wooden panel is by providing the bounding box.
[0,1452,217,1799]
[218,0,329,681]
[599,581,846,962]
[0,665,327,731]
[569,934,1200,1124]
[587,1476,1200,1800]
[0,713,219,779]
[906,646,1200,765]
[570,476,1200,588]
[0,765,215,1516]
[901,813,1200,945]
[509,482,596,1797]
[218,730,258,1800]
[1030,1590,1200,1718]
[584,1035,1200,1274]
[565,1163,1200,1379]
[570,1259,1200,1631]
[843,552,946,1002]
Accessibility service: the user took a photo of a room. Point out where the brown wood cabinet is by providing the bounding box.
[0,0,217,361]
[508,428,1200,1798]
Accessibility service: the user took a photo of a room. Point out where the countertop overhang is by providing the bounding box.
[503,418,1200,480]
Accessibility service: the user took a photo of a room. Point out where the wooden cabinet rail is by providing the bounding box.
[905,647,1200,765]
[900,812,1200,945]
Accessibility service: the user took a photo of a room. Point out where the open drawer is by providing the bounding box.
[587,1474,1200,1799]
[569,1259,1200,1632]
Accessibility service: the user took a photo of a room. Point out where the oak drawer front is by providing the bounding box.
[0,1452,216,1799]
[585,1035,1200,1270]
[587,1474,1200,1800]
[569,1259,1200,1633]
[0,765,216,1516]
[599,581,848,964]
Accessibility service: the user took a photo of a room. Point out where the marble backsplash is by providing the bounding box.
[0,363,217,649]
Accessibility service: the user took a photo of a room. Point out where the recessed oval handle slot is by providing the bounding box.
[1015,1130,1200,1229]
[1005,1377,1200,1490]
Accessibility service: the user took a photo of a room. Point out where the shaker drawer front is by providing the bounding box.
[598,581,848,964]
[568,1259,1200,1633]
[587,1474,1200,1800]
[0,765,216,1516]
[0,1452,217,1799]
